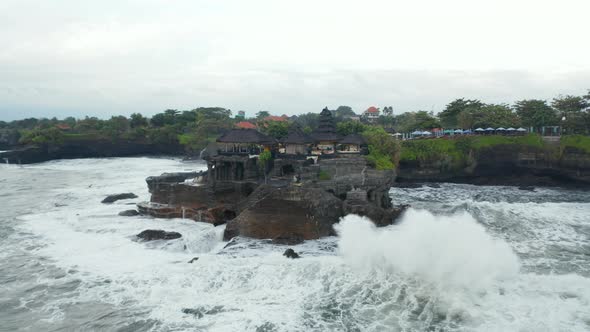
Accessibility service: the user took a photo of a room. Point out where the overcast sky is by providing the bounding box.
[1,0,589,120]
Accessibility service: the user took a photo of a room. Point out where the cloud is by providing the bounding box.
[0,0,589,120]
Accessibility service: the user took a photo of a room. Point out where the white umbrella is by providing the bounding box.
[475,128,485,132]
[411,130,423,135]
[516,127,527,132]
[422,131,432,135]
[507,127,516,131]
[393,133,402,136]
[454,129,463,133]
[496,127,506,131]
[485,127,495,131]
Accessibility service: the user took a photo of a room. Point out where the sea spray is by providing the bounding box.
[335,209,520,291]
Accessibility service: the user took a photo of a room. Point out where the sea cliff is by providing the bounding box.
[397,135,590,186]
[0,138,184,164]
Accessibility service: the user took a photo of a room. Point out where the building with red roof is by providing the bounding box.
[362,106,380,123]
[235,121,257,129]
[264,115,289,122]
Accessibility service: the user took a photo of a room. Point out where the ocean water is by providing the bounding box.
[1,158,590,332]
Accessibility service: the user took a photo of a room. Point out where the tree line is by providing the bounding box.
[373,92,590,134]
[1,90,588,151]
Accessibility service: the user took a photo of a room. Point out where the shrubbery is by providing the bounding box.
[362,127,400,170]
[561,135,590,153]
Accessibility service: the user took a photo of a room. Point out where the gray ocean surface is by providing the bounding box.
[1,157,589,331]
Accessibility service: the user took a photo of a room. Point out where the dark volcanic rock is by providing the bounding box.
[283,248,300,259]
[136,229,182,241]
[0,139,185,164]
[188,257,199,263]
[102,193,138,204]
[223,185,343,242]
[118,209,140,216]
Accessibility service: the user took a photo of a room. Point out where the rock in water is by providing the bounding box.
[188,257,199,263]
[136,229,182,241]
[102,193,138,203]
[283,248,300,259]
[118,209,139,216]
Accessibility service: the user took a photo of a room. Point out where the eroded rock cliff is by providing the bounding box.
[138,155,405,243]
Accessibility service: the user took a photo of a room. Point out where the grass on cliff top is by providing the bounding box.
[400,138,464,162]
[561,135,590,153]
[468,134,544,149]
[399,134,544,162]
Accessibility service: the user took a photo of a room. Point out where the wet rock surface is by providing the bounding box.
[102,193,138,204]
[136,230,182,241]
[283,248,300,259]
[118,209,139,216]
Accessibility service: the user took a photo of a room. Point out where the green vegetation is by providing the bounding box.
[318,170,332,180]
[400,138,464,163]
[336,121,369,136]
[3,88,590,163]
[561,135,590,153]
[468,134,543,150]
[19,128,64,145]
[258,150,273,183]
[261,121,289,140]
[12,107,234,153]
[362,127,400,170]
[400,134,545,165]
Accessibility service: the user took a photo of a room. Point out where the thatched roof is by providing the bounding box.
[311,132,341,142]
[282,124,314,144]
[311,107,340,142]
[216,129,276,144]
[339,134,366,145]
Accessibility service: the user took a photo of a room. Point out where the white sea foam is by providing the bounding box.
[336,210,520,291]
[4,159,590,331]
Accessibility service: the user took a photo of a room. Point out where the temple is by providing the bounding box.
[310,107,341,155]
[138,106,403,243]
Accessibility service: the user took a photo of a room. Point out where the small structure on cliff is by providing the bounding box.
[216,128,276,155]
[338,134,367,154]
[311,107,341,155]
[282,123,313,155]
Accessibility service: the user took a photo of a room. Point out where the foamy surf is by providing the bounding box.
[1,158,590,331]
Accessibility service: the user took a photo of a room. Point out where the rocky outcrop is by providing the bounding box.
[102,193,138,203]
[136,229,182,241]
[140,155,405,243]
[223,185,344,242]
[139,170,243,225]
[118,209,140,216]
[283,249,300,259]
